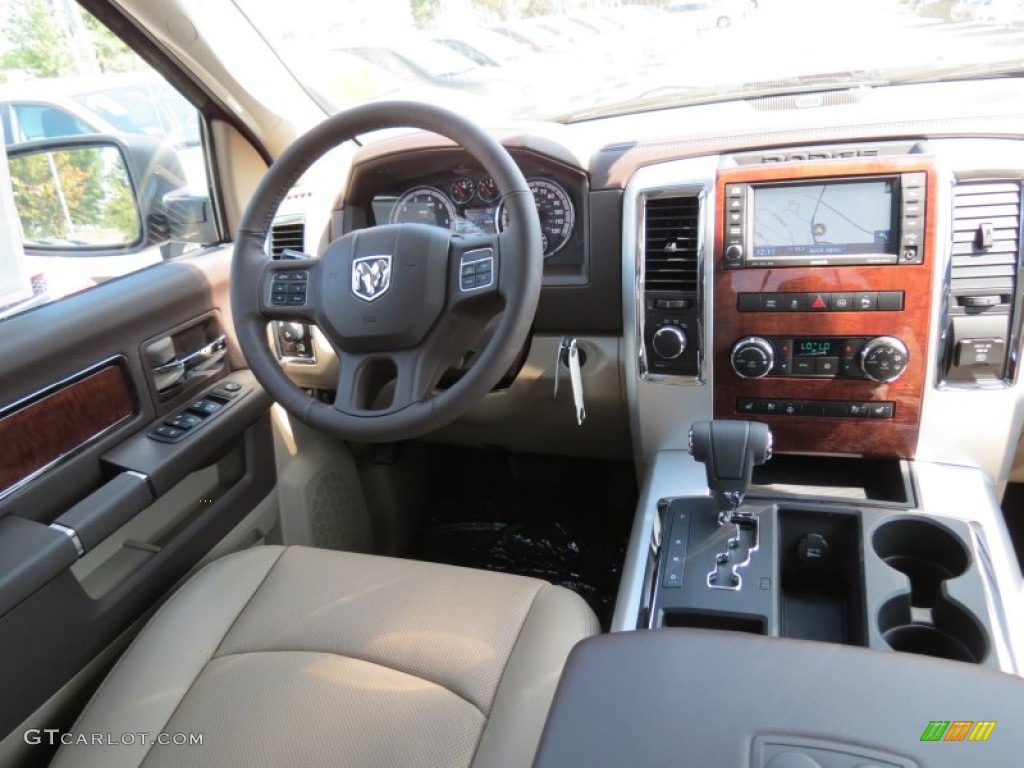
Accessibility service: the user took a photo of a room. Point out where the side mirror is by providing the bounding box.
[6,135,216,257]
[8,143,141,250]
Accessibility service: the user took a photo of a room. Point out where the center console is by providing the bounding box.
[638,420,1000,669]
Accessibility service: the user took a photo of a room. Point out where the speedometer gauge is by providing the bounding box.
[497,179,574,258]
[390,186,456,230]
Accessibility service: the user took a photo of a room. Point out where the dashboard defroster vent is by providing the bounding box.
[643,196,700,293]
[269,220,306,259]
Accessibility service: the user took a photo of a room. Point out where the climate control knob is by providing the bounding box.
[731,337,775,379]
[860,336,909,383]
[652,325,687,360]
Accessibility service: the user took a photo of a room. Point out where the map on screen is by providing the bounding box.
[752,180,894,257]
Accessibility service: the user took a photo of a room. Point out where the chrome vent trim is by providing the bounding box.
[642,195,700,293]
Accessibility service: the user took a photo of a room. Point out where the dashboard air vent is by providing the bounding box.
[269,220,306,259]
[950,181,1021,304]
[643,196,700,293]
[941,180,1022,385]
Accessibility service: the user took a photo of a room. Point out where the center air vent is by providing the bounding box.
[268,219,306,259]
[643,196,700,293]
[640,193,702,380]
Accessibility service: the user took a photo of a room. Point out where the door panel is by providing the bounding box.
[0,246,275,740]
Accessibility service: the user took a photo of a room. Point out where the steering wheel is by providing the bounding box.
[231,102,543,441]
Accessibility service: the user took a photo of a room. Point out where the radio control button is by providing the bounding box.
[728,197,743,210]
[725,244,744,265]
[727,185,743,198]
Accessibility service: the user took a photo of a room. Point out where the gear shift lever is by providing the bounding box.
[689,420,772,525]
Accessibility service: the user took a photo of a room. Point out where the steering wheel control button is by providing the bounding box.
[271,270,308,306]
[459,249,494,292]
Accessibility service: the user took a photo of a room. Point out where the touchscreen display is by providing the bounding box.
[752,179,896,258]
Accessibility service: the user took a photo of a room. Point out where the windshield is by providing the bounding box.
[223,1,1024,122]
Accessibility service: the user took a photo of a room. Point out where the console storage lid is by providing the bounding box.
[535,629,1023,768]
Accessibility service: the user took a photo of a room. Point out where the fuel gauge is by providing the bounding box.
[451,177,475,205]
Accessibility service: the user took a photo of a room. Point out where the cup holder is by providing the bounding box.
[872,518,988,664]
[878,596,988,664]
[872,519,969,607]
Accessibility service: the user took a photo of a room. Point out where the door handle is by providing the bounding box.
[152,335,227,392]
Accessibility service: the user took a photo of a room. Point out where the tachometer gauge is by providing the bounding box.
[450,177,475,205]
[477,176,500,203]
[390,186,456,230]
[497,178,575,258]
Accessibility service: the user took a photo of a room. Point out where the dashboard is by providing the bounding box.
[325,78,1024,481]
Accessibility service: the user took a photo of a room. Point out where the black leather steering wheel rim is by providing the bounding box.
[231,101,543,441]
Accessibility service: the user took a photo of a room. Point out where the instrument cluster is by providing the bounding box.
[387,175,576,258]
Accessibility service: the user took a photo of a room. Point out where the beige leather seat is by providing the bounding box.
[52,546,598,768]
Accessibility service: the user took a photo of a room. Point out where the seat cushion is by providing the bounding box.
[51,546,598,768]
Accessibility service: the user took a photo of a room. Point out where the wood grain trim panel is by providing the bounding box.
[0,363,135,493]
[713,159,937,458]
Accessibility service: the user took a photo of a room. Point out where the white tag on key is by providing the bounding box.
[567,338,586,426]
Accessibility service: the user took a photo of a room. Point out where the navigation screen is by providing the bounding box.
[752,180,896,258]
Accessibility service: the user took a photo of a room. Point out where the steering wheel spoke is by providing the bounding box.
[258,258,322,324]
[333,347,443,418]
